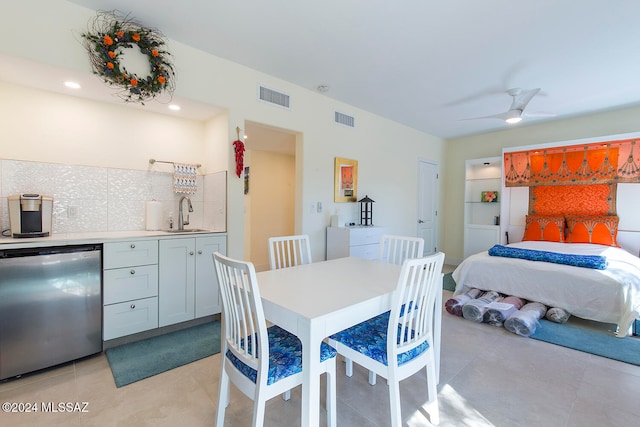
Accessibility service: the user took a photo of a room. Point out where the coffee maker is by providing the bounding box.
[7,194,53,238]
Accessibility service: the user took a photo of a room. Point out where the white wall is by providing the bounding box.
[0,82,207,170]
[1,1,445,260]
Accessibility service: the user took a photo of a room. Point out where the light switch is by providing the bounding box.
[317,202,323,213]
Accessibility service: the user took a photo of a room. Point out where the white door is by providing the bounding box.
[418,160,439,255]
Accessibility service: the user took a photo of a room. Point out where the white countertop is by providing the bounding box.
[0,229,226,250]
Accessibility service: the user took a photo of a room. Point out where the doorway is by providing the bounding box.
[243,121,299,271]
[417,159,439,255]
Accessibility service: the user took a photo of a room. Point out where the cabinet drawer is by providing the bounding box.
[104,264,158,304]
[349,228,385,246]
[350,244,380,260]
[103,240,158,269]
[103,296,158,340]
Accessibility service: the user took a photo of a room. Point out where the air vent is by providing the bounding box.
[334,111,355,128]
[258,85,290,109]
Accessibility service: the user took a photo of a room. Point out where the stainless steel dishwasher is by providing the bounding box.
[0,244,102,380]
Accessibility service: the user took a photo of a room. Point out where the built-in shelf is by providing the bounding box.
[464,157,502,258]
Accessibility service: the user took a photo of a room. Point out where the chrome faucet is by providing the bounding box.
[178,196,193,230]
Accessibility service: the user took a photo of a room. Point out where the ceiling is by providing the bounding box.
[9,1,640,140]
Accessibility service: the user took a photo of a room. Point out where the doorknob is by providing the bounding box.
[418,219,424,223]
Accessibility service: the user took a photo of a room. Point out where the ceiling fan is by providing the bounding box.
[463,88,555,124]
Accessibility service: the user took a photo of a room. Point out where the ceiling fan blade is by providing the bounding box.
[523,111,556,118]
[459,111,515,121]
[509,88,540,111]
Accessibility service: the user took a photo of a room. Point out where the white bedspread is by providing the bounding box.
[452,241,640,336]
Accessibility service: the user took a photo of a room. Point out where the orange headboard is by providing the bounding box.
[529,184,616,216]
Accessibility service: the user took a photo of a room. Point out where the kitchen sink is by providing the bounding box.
[164,228,210,233]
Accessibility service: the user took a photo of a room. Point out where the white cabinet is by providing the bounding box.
[195,236,226,317]
[103,240,159,340]
[464,157,502,258]
[326,226,387,260]
[158,235,226,327]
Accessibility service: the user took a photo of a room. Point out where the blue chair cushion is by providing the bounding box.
[330,312,430,366]
[226,325,337,385]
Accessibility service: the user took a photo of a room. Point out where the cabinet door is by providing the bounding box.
[464,224,500,258]
[195,236,227,317]
[103,296,158,340]
[326,227,350,260]
[158,238,195,327]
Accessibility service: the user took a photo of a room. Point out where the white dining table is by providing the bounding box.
[255,256,442,427]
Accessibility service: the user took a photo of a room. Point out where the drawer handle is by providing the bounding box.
[130,304,136,309]
[130,244,136,249]
[198,250,203,255]
[130,269,136,275]
[189,251,195,256]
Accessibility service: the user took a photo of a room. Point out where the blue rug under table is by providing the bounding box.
[105,320,221,388]
[530,319,640,366]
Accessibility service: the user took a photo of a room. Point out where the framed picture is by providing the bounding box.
[481,191,499,203]
[334,157,358,202]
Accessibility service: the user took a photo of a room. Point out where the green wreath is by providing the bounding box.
[81,11,175,104]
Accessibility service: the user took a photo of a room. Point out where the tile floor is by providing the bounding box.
[2,283,640,426]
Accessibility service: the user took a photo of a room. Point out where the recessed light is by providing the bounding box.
[168,104,181,111]
[64,81,81,89]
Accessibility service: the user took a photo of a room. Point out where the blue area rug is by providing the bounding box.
[530,319,640,366]
[105,320,221,387]
[443,272,456,292]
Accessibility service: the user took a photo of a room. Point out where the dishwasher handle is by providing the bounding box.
[0,244,101,258]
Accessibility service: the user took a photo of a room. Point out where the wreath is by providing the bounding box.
[81,11,175,104]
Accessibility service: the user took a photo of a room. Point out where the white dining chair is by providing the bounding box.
[345,234,425,384]
[378,234,425,265]
[268,234,312,270]
[267,234,312,401]
[213,252,337,427]
[328,252,445,426]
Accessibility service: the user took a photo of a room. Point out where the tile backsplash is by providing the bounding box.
[0,159,226,235]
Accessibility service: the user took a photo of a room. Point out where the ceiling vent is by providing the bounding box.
[334,111,355,128]
[258,85,290,109]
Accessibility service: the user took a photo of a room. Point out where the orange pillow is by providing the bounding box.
[522,215,565,242]
[566,216,619,247]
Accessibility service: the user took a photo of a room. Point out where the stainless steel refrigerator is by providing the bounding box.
[0,244,102,380]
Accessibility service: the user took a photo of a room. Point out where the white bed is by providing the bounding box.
[452,241,640,336]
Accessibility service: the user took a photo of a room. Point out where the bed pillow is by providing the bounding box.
[566,215,620,247]
[522,215,565,243]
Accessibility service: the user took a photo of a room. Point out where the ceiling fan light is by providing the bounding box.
[505,109,523,124]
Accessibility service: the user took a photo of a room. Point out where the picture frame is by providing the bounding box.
[481,190,499,203]
[334,157,358,202]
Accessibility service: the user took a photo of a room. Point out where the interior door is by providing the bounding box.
[418,160,439,255]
